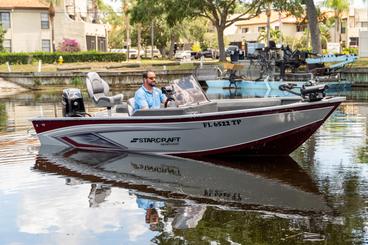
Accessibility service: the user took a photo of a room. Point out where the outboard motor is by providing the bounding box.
[62,88,86,117]
[279,81,328,102]
[301,83,328,102]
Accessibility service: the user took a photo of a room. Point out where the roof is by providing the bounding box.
[235,11,300,26]
[0,0,49,9]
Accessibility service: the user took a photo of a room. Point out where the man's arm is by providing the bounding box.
[160,91,167,104]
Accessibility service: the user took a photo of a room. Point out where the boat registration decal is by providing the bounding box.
[131,162,181,176]
[204,189,242,201]
[203,119,241,128]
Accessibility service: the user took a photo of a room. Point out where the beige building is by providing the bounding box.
[228,11,305,44]
[0,0,107,52]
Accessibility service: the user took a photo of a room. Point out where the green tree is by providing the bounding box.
[258,28,283,43]
[261,0,303,46]
[0,26,5,52]
[324,0,349,43]
[163,0,264,61]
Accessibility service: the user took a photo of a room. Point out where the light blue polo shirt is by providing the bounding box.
[134,85,167,111]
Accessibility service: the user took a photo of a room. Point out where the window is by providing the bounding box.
[0,12,10,29]
[241,28,248,33]
[361,22,368,28]
[341,21,347,34]
[86,35,96,50]
[42,39,50,52]
[274,26,279,30]
[98,37,106,51]
[296,24,306,32]
[41,13,49,29]
[3,39,11,52]
[350,37,359,46]
[258,26,265,32]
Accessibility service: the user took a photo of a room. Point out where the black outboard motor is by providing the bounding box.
[301,83,328,102]
[279,82,328,102]
[62,88,86,117]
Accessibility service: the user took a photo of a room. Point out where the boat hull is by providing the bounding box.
[31,97,343,156]
[35,148,330,213]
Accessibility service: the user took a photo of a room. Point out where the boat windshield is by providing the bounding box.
[167,76,209,107]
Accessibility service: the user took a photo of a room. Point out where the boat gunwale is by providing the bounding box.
[31,96,346,123]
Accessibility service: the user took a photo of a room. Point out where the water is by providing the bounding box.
[1,88,368,244]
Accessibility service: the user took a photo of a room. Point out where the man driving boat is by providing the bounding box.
[134,71,167,110]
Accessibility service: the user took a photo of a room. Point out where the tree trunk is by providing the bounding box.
[266,4,271,46]
[168,33,177,59]
[92,0,98,23]
[49,3,56,52]
[278,12,282,44]
[124,1,130,61]
[217,25,226,62]
[336,16,340,43]
[137,23,141,61]
[305,0,321,54]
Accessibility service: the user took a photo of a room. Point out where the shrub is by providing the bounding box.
[58,38,81,52]
[0,51,126,64]
[342,47,358,55]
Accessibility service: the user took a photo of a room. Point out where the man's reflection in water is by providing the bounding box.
[88,183,112,208]
[135,194,165,231]
[171,205,207,229]
[134,192,207,231]
[146,204,160,231]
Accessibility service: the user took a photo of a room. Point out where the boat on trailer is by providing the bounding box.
[31,74,345,157]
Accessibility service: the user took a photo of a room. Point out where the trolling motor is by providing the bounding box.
[161,85,176,107]
[279,81,328,102]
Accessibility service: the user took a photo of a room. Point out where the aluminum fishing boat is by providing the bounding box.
[31,74,345,157]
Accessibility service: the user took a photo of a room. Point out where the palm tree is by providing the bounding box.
[258,28,283,43]
[45,0,60,52]
[324,0,349,43]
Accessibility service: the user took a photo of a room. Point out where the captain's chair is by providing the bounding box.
[86,72,123,116]
[127,97,135,116]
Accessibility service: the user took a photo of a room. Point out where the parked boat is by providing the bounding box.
[31,74,344,156]
[35,147,330,213]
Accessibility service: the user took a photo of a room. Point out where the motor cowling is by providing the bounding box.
[62,88,86,117]
[301,84,328,102]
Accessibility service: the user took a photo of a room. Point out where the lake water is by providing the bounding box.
[1,88,368,244]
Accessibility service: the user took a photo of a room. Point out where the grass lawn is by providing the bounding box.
[352,57,368,67]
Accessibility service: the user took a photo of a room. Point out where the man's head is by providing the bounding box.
[143,71,156,89]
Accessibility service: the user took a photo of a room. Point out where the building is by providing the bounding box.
[345,8,368,47]
[0,0,107,53]
[227,11,305,44]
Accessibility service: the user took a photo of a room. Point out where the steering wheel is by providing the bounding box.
[165,97,176,108]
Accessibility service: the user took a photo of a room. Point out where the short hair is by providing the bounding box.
[143,70,155,79]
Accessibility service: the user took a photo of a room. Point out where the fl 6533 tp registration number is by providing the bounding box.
[203,119,242,128]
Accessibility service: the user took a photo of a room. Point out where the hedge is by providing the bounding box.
[0,51,126,64]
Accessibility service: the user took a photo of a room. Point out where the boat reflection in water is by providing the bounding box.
[35,146,330,216]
